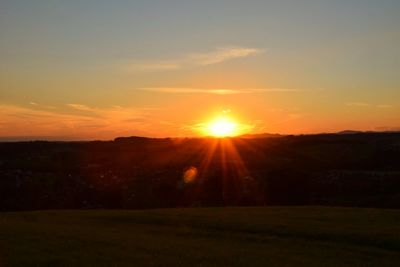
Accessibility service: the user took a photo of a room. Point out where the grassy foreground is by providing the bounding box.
[0,207,400,266]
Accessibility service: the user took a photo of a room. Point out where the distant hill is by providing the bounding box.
[114,136,152,142]
[0,136,81,142]
[239,133,283,138]
[337,130,364,135]
[3,130,400,142]
[337,130,400,135]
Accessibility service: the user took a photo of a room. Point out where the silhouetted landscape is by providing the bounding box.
[2,133,400,266]
[2,132,400,211]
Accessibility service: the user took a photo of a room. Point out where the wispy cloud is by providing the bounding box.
[138,87,305,94]
[375,126,400,132]
[0,104,164,140]
[189,47,263,65]
[247,88,305,92]
[67,103,95,112]
[346,102,394,108]
[28,101,57,109]
[346,102,370,107]
[376,104,393,109]
[138,88,245,94]
[126,46,263,72]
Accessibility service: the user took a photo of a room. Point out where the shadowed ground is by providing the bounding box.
[1,206,400,266]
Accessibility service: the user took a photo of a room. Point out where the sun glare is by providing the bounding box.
[207,117,238,137]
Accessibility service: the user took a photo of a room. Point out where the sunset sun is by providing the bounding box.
[207,117,238,137]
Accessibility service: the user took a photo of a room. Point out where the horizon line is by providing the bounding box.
[1,130,400,142]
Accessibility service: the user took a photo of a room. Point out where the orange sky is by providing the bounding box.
[0,1,399,140]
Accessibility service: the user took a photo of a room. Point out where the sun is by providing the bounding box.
[206,117,238,137]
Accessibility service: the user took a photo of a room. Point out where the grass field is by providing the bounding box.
[1,207,400,266]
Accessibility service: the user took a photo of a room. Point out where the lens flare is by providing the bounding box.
[183,166,198,183]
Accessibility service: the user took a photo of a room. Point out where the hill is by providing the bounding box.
[1,133,400,210]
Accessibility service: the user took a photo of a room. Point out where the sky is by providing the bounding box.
[0,0,399,139]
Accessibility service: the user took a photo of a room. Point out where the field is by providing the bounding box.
[1,207,400,266]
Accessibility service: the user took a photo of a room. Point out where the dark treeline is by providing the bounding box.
[1,133,400,211]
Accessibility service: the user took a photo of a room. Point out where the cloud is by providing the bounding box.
[375,126,400,132]
[376,104,393,109]
[189,47,263,65]
[346,102,370,107]
[67,104,95,112]
[246,88,305,92]
[138,87,305,94]
[28,102,57,109]
[346,102,395,109]
[126,46,263,72]
[138,87,245,94]
[0,104,163,140]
